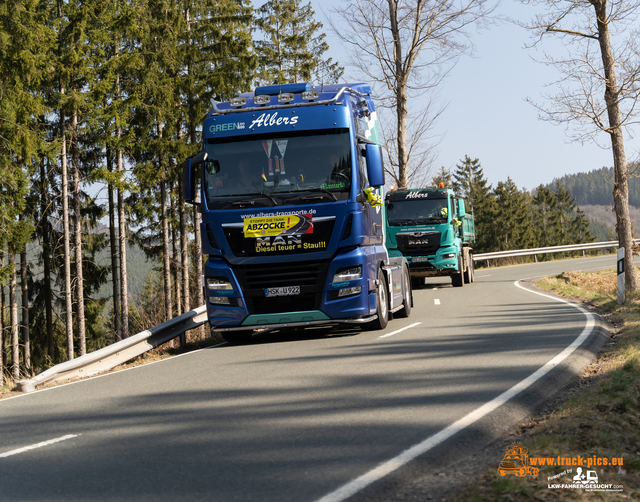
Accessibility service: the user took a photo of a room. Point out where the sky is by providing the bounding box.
[303,0,640,192]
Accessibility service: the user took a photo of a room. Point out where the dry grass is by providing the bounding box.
[452,268,640,501]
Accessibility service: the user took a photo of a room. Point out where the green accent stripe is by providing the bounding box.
[241,311,330,326]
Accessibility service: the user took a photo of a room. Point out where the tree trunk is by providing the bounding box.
[161,177,173,321]
[20,239,30,372]
[117,147,129,337]
[592,0,639,292]
[61,109,74,360]
[9,252,19,380]
[107,146,122,341]
[0,252,4,386]
[186,17,204,335]
[159,123,172,321]
[40,158,54,359]
[389,0,409,188]
[72,107,86,355]
[193,201,204,337]
[180,178,190,316]
[171,189,182,316]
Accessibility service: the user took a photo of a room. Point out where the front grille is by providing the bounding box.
[396,231,441,255]
[234,261,330,314]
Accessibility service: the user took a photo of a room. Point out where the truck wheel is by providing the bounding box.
[452,254,464,288]
[411,276,424,290]
[464,252,473,284]
[365,268,389,330]
[221,330,253,344]
[396,265,412,318]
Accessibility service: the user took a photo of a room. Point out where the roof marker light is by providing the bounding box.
[278,93,294,103]
[302,90,319,101]
[230,97,246,108]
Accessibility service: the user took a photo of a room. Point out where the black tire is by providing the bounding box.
[464,251,472,284]
[396,265,412,318]
[221,330,253,344]
[452,254,464,288]
[411,276,424,290]
[365,268,389,330]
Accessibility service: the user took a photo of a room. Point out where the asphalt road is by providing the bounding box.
[0,255,623,501]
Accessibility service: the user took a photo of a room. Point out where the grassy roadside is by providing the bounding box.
[454,268,640,501]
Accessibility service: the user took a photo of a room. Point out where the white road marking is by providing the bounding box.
[0,434,80,459]
[315,281,595,502]
[378,322,422,339]
[434,299,440,305]
[475,274,492,277]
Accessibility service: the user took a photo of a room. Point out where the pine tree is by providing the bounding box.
[494,178,537,252]
[0,0,50,379]
[255,0,343,85]
[452,156,484,212]
[453,157,495,254]
[533,185,560,248]
[430,166,452,188]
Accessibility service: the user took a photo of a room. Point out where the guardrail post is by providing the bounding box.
[617,247,625,304]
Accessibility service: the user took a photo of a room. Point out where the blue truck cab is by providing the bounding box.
[182,83,412,343]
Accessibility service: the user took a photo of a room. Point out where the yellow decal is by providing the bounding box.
[243,214,313,238]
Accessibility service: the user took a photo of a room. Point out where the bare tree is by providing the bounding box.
[379,103,444,187]
[521,0,640,291]
[331,0,493,188]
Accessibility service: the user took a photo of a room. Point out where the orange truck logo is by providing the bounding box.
[498,442,540,477]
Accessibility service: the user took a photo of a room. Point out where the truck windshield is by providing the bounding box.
[203,129,351,205]
[386,198,449,226]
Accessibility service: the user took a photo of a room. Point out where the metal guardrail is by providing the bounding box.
[17,305,208,393]
[15,238,635,393]
[473,240,629,261]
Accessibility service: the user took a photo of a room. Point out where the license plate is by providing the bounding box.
[412,256,429,263]
[265,286,300,297]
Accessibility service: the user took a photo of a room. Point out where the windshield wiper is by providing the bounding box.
[299,188,338,201]
[230,191,278,207]
[258,191,278,206]
[391,219,418,225]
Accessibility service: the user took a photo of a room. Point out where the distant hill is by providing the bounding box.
[549,166,640,207]
[549,167,640,240]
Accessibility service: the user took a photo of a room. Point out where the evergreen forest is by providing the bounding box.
[550,166,640,208]
[446,156,595,254]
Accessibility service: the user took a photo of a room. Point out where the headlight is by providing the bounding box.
[206,277,233,290]
[209,296,232,305]
[338,286,362,298]
[333,265,362,282]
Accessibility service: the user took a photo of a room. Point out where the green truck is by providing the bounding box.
[385,186,476,288]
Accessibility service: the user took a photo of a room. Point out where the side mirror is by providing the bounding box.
[365,144,385,188]
[183,151,208,204]
[456,199,466,218]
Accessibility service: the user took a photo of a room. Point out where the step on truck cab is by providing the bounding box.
[385,186,475,288]
[182,83,412,343]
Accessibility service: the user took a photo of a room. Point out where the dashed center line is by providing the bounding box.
[0,434,80,459]
[434,299,441,305]
[379,322,422,339]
